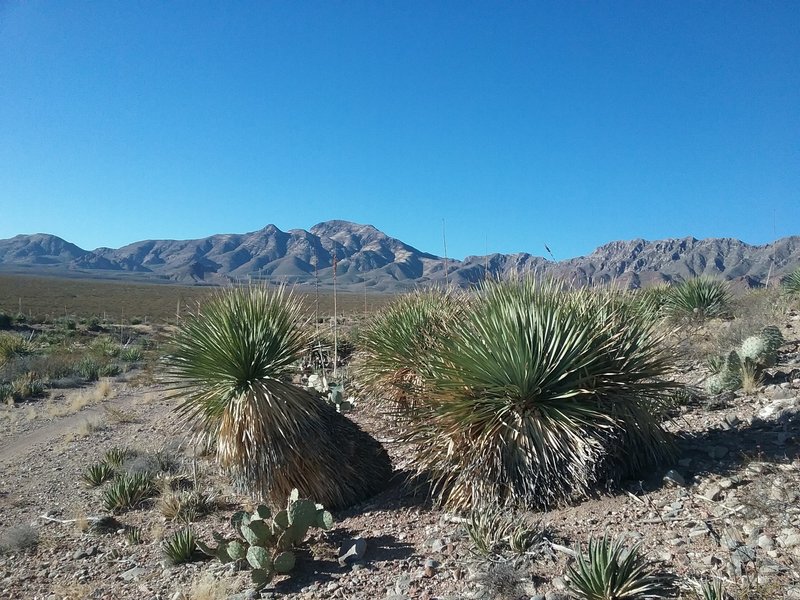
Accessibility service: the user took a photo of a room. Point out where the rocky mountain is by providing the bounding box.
[1,221,798,291]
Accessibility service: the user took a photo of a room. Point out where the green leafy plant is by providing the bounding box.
[102,473,156,512]
[781,268,800,294]
[162,528,199,565]
[81,462,115,487]
[119,346,143,362]
[164,285,391,509]
[663,276,732,322]
[567,534,673,599]
[367,279,677,511]
[198,489,334,590]
[0,334,33,366]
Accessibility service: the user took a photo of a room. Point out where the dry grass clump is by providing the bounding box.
[185,572,233,600]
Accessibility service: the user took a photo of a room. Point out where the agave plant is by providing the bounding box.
[81,462,115,487]
[663,276,732,322]
[375,278,676,511]
[354,288,463,409]
[162,527,199,565]
[782,268,800,294]
[102,473,156,512]
[165,285,391,509]
[567,534,673,599]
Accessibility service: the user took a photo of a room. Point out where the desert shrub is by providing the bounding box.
[91,337,121,358]
[85,316,103,332]
[367,279,676,511]
[782,268,800,294]
[0,524,39,554]
[75,357,101,382]
[10,372,45,401]
[157,489,214,523]
[104,446,135,468]
[162,528,199,565]
[119,346,143,362]
[0,384,12,403]
[98,362,121,377]
[475,561,525,600]
[567,534,674,599]
[0,313,11,330]
[663,276,732,322]
[0,334,34,366]
[633,283,671,319]
[164,285,391,509]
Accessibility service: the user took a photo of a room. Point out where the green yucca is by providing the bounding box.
[782,268,800,294]
[165,285,391,509]
[695,579,728,600]
[367,278,676,511]
[663,276,732,322]
[567,534,673,599]
[354,288,463,409]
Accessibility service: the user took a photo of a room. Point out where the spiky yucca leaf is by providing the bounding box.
[165,285,391,509]
[102,473,156,512]
[663,276,732,322]
[782,268,800,294]
[394,279,676,511]
[568,534,673,599]
[354,288,463,409]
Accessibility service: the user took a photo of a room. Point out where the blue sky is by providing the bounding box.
[1,2,798,260]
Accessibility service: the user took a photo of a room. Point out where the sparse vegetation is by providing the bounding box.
[81,462,115,487]
[0,524,39,554]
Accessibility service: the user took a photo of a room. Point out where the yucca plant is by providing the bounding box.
[382,278,676,511]
[663,276,732,322]
[81,462,115,487]
[782,268,800,294]
[102,473,156,512]
[354,288,463,409]
[164,285,391,509]
[162,527,199,565]
[567,534,674,599]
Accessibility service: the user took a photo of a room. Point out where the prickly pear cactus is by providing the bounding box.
[740,335,769,364]
[197,489,335,590]
[761,325,784,358]
[705,350,743,395]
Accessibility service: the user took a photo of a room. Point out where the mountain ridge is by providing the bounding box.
[1,221,798,292]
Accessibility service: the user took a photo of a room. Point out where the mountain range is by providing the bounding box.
[1,220,798,291]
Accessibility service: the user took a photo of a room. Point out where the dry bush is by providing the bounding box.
[104,405,137,423]
[49,582,95,599]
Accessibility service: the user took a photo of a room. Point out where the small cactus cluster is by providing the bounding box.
[197,489,334,589]
[705,326,784,394]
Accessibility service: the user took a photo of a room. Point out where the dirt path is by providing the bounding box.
[0,382,171,466]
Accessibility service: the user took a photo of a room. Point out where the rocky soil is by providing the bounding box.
[1,318,800,600]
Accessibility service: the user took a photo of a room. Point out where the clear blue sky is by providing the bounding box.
[1,2,798,260]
